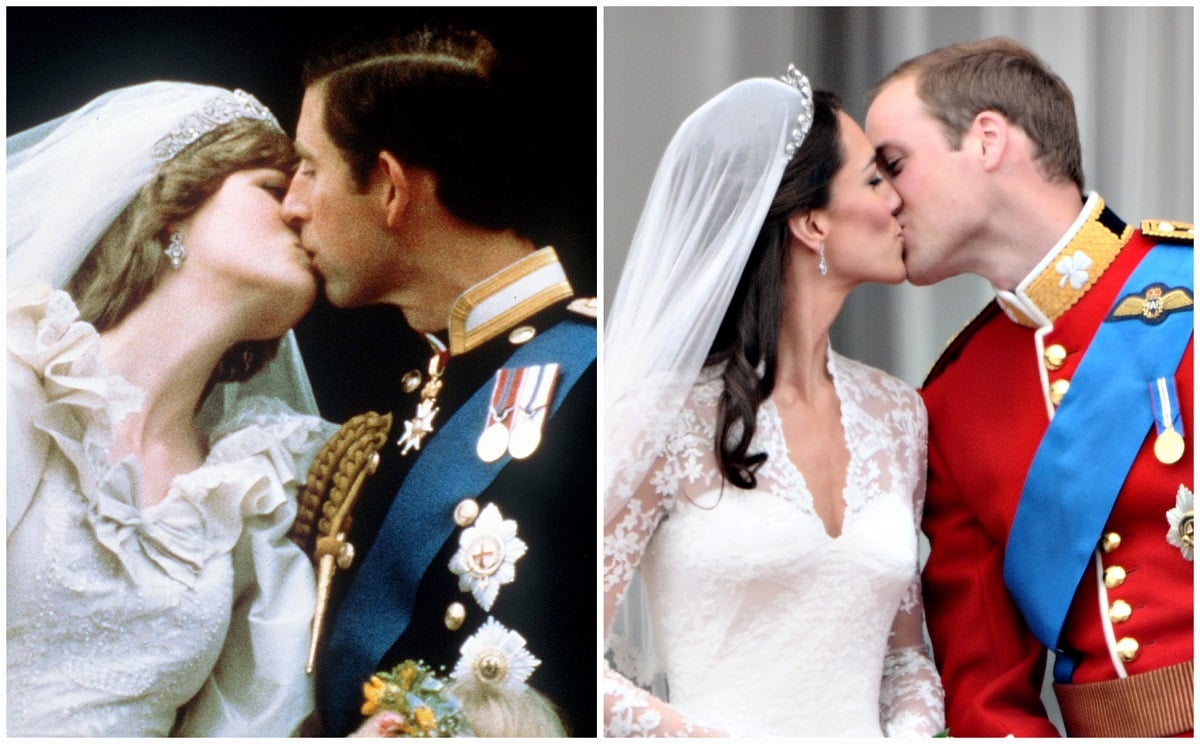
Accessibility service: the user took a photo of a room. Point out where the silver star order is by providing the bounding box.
[1166,484,1193,561]
[398,399,439,455]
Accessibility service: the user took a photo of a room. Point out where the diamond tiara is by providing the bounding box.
[779,64,815,162]
[151,89,282,163]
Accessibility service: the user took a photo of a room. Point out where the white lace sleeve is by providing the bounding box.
[879,395,945,737]
[603,422,725,737]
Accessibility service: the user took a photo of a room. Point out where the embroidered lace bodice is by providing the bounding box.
[6,286,336,736]
[604,350,944,736]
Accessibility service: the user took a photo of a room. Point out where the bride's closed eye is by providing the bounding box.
[259,175,289,201]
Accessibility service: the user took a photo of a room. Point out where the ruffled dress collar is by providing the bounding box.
[8,284,317,587]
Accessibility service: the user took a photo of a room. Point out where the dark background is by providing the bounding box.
[7,6,597,423]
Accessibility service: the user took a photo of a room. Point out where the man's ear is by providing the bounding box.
[787,210,828,254]
[973,110,1008,172]
[375,150,409,228]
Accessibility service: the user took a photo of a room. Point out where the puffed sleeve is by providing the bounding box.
[7,284,142,537]
[174,400,338,736]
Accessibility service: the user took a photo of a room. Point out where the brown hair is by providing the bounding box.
[706,90,845,490]
[871,36,1083,189]
[66,118,297,386]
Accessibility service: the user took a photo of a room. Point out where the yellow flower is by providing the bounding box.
[400,663,417,691]
[361,675,386,716]
[414,706,437,733]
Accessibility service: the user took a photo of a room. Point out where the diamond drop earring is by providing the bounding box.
[818,243,828,276]
[165,231,187,269]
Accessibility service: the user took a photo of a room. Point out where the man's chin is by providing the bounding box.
[902,260,941,287]
[322,282,361,310]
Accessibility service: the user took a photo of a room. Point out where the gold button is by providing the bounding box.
[1044,344,1067,371]
[508,325,536,345]
[453,498,480,527]
[1115,636,1140,663]
[1101,532,1122,553]
[1104,565,1126,589]
[444,602,466,631]
[1109,599,1132,624]
[1049,379,1071,406]
[401,370,423,394]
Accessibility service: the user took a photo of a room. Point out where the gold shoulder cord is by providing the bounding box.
[290,411,394,674]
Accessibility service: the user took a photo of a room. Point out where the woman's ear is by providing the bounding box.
[375,150,410,228]
[787,211,828,256]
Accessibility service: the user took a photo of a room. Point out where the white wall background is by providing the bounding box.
[603,6,1194,387]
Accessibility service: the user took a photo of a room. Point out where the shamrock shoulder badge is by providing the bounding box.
[449,502,527,611]
[1166,484,1193,561]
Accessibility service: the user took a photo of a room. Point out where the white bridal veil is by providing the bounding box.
[6,81,320,422]
[604,70,813,524]
[604,70,814,683]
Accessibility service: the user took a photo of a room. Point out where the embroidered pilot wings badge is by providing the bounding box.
[1108,283,1193,325]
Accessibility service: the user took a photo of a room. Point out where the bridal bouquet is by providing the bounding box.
[356,660,473,737]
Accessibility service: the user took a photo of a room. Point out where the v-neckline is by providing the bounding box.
[766,348,853,540]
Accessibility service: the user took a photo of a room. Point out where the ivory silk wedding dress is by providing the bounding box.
[6,83,337,737]
[6,287,337,736]
[605,352,944,737]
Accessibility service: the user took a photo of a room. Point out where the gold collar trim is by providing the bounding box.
[447,246,574,355]
[995,193,1131,328]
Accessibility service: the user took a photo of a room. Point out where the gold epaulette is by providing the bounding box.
[1140,219,1194,244]
[290,410,393,674]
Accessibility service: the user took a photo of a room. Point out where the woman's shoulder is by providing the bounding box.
[831,350,925,416]
[207,395,337,468]
[8,284,101,372]
[179,396,336,527]
[7,283,144,440]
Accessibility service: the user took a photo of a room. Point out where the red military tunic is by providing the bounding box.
[920,194,1194,737]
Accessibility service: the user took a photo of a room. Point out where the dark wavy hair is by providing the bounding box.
[705,90,843,489]
[303,25,535,232]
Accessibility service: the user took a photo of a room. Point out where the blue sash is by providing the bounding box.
[1004,243,1193,682]
[320,318,595,733]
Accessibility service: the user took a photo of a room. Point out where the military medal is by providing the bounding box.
[477,368,518,463]
[448,502,527,611]
[508,363,559,460]
[1150,376,1186,465]
[398,334,449,456]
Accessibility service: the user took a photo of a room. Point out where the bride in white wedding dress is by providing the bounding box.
[7,82,335,736]
[604,69,945,736]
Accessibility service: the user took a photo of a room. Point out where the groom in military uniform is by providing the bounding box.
[281,22,596,737]
[867,38,1193,738]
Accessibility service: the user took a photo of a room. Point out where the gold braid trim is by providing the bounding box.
[290,411,394,555]
[290,410,394,675]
